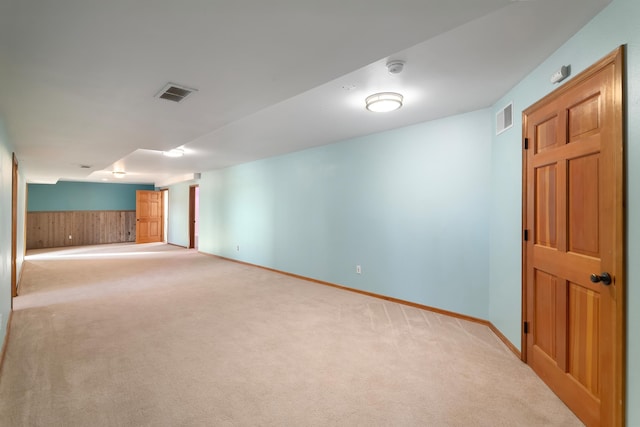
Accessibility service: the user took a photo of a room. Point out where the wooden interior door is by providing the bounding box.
[523,47,624,427]
[136,190,163,243]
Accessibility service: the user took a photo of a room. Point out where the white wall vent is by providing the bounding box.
[156,83,197,103]
[496,102,513,135]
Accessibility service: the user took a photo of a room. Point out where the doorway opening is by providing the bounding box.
[161,189,169,243]
[189,185,199,249]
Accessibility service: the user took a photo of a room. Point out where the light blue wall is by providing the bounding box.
[165,182,195,248]
[199,109,492,319]
[0,117,26,350]
[28,181,154,212]
[489,0,639,423]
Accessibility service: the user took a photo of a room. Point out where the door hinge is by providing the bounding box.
[524,321,529,334]
[524,138,529,149]
[523,229,529,241]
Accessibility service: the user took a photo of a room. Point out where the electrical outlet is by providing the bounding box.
[236,245,240,251]
[356,265,362,274]
[68,235,72,240]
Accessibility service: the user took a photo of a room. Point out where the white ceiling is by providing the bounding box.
[0,0,611,186]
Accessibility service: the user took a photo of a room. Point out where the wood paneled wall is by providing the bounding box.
[26,211,136,249]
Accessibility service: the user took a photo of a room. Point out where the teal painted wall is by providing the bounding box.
[0,117,26,350]
[27,181,154,212]
[488,0,639,423]
[199,109,492,319]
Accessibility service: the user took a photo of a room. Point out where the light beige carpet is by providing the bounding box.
[0,243,583,426]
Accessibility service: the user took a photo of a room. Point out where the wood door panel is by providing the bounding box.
[532,268,569,371]
[555,279,569,372]
[138,223,150,240]
[534,164,557,248]
[149,221,160,237]
[139,202,148,217]
[568,94,600,141]
[568,154,600,257]
[524,47,624,426]
[568,282,600,396]
[535,115,559,153]
[534,269,557,357]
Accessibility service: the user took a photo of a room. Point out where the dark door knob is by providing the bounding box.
[590,272,612,285]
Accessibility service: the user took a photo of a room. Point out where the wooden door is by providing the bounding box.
[523,47,624,427]
[136,190,163,243]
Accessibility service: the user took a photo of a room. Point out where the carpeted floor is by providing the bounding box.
[0,243,583,426]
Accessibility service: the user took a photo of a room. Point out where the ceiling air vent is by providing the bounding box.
[156,83,197,103]
[496,102,513,135]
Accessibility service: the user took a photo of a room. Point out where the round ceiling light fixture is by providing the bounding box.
[365,92,403,113]
[112,171,126,178]
[163,148,185,158]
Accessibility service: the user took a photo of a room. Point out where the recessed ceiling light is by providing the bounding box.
[365,92,403,113]
[163,148,185,158]
[112,171,126,178]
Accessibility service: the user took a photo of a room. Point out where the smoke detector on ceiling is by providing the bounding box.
[156,83,198,103]
[386,60,405,74]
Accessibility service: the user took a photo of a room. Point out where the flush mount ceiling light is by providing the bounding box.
[163,148,185,158]
[365,92,403,113]
[112,171,126,179]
